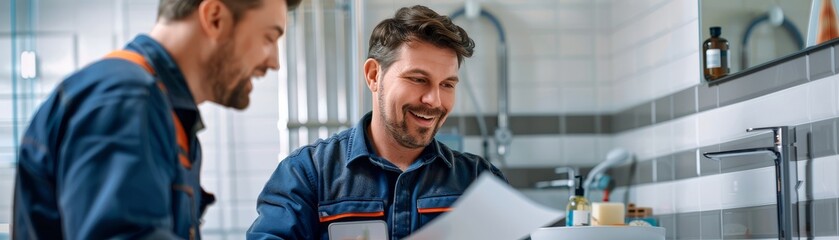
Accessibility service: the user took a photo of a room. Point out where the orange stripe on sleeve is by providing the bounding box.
[417,207,452,214]
[318,212,385,223]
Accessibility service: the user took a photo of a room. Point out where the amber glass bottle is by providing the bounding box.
[703,26,730,81]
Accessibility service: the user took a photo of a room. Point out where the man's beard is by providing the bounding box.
[207,38,250,109]
[378,83,447,149]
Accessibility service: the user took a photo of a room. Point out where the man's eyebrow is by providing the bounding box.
[403,68,431,76]
[403,69,459,82]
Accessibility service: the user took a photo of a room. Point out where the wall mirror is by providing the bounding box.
[699,0,814,82]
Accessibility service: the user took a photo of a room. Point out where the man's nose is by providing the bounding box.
[266,43,280,70]
[421,87,442,108]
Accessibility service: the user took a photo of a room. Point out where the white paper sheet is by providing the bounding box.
[405,173,565,240]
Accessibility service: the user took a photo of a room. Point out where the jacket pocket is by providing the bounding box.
[318,199,385,223]
[416,195,459,224]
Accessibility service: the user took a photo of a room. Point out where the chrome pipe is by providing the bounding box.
[450,7,511,167]
[349,0,365,122]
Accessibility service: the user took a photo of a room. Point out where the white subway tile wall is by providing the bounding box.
[698,174,723,211]
[608,0,839,239]
[809,73,839,120]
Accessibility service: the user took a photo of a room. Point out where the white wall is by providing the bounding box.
[606,0,700,112]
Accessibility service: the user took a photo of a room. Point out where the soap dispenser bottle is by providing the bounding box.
[566,176,591,226]
[703,26,730,81]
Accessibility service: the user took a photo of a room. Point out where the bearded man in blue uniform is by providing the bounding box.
[248,5,507,240]
[14,0,301,239]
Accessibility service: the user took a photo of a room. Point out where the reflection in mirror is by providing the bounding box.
[700,0,811,78]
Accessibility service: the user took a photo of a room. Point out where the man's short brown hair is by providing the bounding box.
[368,5,475,73]
[157,0,303,22]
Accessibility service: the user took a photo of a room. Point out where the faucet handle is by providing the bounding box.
[746,126,793,145]
[746,126,787,133]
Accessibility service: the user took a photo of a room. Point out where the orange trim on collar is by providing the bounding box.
[104,50,155,75]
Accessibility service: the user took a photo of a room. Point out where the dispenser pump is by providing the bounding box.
[574,175,584,196]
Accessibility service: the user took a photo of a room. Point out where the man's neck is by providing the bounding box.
[149,20,208,104]
[367,118,424,172]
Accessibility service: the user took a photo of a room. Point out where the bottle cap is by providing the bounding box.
[710,26,721,37]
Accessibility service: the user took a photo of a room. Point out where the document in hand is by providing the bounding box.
[405,173,565,240]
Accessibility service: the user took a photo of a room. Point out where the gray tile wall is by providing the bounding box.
[795,199,839,237]
[697,83,719,112]
[700,210,722,240]
[699,145,721,176]
[810,47,834,81]
[647,200,839,240]
[676,212,701,240]
[672,87,697,119]
[722,205,778,239]
[811,119,838,157]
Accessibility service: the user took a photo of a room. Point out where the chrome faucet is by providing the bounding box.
[703,126,798,240]
[534,167,578,189]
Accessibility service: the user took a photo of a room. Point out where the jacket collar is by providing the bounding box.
[125,34,205,133]
[346,112,453,169]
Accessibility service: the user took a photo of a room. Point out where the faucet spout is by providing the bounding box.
[534,167,578,191]
[702,126,797,240]
[702,147,777,161]
[534,179,574,189]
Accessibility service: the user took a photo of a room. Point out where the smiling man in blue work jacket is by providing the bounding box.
[248,5,507,240]
[13,0,301,239]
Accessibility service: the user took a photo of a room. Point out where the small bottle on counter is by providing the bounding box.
[703,26,730,81]
[566,176,591,226]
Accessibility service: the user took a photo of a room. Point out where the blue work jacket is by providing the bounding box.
[13,35,213,240]
[247,113,507,240]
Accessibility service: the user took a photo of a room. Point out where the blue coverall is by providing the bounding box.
[247,112,507,240]
[14,35,214,240]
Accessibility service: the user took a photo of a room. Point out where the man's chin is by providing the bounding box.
[218,97,249,110]
[411,133,435,147]
[231,100,250,110]
[226,80,252,109]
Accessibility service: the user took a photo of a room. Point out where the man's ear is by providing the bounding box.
[364,58,380,92]
[197,0,233,43]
